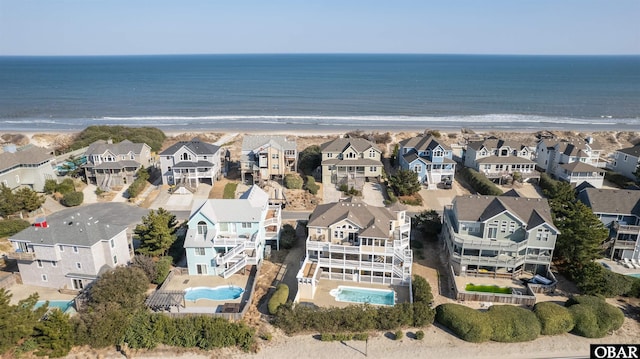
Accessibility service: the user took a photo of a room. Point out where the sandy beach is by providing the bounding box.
[3,126,640,359]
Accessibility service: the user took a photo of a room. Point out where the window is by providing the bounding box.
[272,164,279,169]
[76,262,82,269]
[72,279,84,290]
[500,220,507,233]
[59,245,64,252]
[130,153,135,160]
[327,153,333,158]
[37,260,43,268]
[488,227,498,239]
[42,274,48,282]
[73,246,78,253]
[414,165,422,173]
[242,222,252,228]
[182,153,191,161]
[271,153,279,159]
[536,229,550,241]
[52,261,57,267]
[346,152,356,159]
[166,156,171,160]
[370,167,377,172]
[509,222,516,234]
[110,239,115,248]
[316,228,322,235]
[113,256,118,264]
[219,223,229,232]
[197,221,208,235]
[195,248,205,256]
[369,149,376,158]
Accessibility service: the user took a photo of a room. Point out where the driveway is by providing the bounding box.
[361,182,385,206]
[322,182,342,204]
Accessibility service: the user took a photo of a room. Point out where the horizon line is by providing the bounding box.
[1,52,639,58]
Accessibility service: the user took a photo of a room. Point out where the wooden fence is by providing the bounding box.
[449,265,537,307]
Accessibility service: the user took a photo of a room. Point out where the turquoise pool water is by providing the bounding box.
[627,273,640,278]
[330,286,395,306]
[184,286,244,301]
[34,300,74,313]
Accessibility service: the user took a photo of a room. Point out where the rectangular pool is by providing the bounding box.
[627,273,640,279]
[330,286,395,306]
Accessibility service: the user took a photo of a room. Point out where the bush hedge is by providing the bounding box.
[415,330,425,340]
[127,167,150,199]
[61,191,83,207]
[459,168,503,196]
[153,256,172,285]
[67,126,166,152]
[487,305,540,342]
[533,302,574,335]
[0,219,30,238]
[435,304,492,343]
[279,224,297,249]
[320,333,368,341]
[284,174,303,189]
[268,284,289,315]
[566,296,624,338]
[304,176,319,195]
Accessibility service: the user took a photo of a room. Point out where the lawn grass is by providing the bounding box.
[223,182,238,199]
[465,283,512,294]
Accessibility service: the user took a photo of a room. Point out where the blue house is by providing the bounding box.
[398,135,456,190]
[183,185,281,277]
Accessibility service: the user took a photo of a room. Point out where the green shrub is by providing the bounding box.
[435,304,491,343]
[415,330,425,340]
[223,182,238,199]
[259,331,272,341]
[412,275,434,304]
[44,179,58,194]
[339,184,349,192]
[604,171,635,188]
[127,167,150,199]
[268,284,289,315]
[304,176,319,195]
[0,219,30,237]
[533,302,574,335]
[61,191,83,207]
[572,262,634,297]
[56,178,76,195]
[298,145,321,176]
[153,256,172,285]
[284,174,303,189]
[459,168,503,195]
[487,305,540,342]
[352,333,369,341]
[320,333,368,341]
[67,126,166,152]
[566,296,624,338]
[279,224,297,249]
[394,330,403,340]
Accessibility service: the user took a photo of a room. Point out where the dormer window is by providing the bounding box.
[182,153,191,161]
[369,149,376,158]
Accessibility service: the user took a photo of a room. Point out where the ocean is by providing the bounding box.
[0,54,639,132]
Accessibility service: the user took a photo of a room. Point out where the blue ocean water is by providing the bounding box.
[0,54,639,132]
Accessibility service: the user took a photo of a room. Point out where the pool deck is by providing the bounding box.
[161,273,250,310]
[6,283,77,305]
[299,279,410,308]
[598,258,640,276]
[453,274,528,295]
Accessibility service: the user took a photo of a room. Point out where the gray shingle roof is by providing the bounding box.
[93,160,141,170]
[188,185,267,223]
[160,139,220,156]
[466,138,527,151]
[320,138,379,153]
[321,158,383,166]
[475,156,535,165]
[453,195,557,231]
[241,135,296,152]
[560,161,602,173]
[85,140,147,157]
[617,145,640,158]
[578,188,640,216]
[308,198,397,239]
[0,146,54,172]
[10,207,127,246]
[172,160,214,168]
[399,135,451,151]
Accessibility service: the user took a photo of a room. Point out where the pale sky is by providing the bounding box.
[0,0,638,56]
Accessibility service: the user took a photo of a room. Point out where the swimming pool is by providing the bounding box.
[34,300,74,313]
[627,273,640,278]
[329,286,395,306]
[184,286,244,301]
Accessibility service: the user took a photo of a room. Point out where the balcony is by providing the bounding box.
[6,251,36,261]
[612,240,638,250]
[613,222,640,235]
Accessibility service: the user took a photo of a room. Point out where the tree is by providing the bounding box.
[0,184,19,217]
[283,173,303,189]
[14,187,45,213]
[554,201,608,271]
[412,210,442,237]
[89,266,149,312]
[390,144,399,166]
[298,145,321,176]
[33,309,73,358]
[0,289,47,354]
[44,179,58,194]
[135,208,178,256]
[389,169,421,196]
[61,191,84,207]
[279,224,298,249]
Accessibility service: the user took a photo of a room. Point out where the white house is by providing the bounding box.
[159,139,221,190]
[535,137,604,188]
[609,144,640,181]
[0,145,56,192]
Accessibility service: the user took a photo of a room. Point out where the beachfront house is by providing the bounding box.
[159,138,221,190]
[608,144,640,181]
[535,137,605,188]
[398,134,456,189]
[296,198,412,300]
[83,139,152,190]
[320,138,383,189]
[442,194,559,278]
[464,137,538,183]
[6,207,131,290]
[0,144,56,192]
[183,185,281,277]
[240,135,297,184]
[578,188,640,261]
